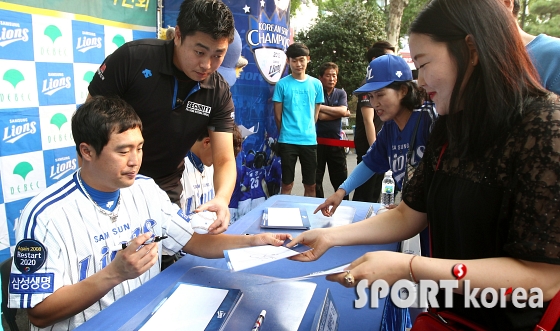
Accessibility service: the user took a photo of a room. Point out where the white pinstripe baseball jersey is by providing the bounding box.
[8,170,194,331]
[180,154,215,214]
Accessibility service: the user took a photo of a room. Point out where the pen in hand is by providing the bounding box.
[251,310,266,331]
[110,235,168,251]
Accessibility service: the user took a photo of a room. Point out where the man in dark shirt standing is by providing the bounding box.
[315,62,350,198]
[87,0,236,233]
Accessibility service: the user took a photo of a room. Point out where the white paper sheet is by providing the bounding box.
[273,263,351,282]
[225,244,310,271]
[139,284,229,331]
[267,207,303,227]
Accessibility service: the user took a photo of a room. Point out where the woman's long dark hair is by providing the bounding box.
[409,0,548,158]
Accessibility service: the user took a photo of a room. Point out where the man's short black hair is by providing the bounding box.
[286,42,310,59]
[72,96,142,157]
[176,0,235,43]
[365,41,395,61]
[318,62,338,77]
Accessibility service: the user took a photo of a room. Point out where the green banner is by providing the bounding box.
[1,0,156,26]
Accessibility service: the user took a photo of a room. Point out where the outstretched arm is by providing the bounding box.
[314,162,376,216]
[27,233,158,328]
[182,233,291,258]
[197,131,236,234]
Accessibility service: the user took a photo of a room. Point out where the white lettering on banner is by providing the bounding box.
[42,76,72,96]
[3,121,37,143]
[76,36,102,53]
[0,26,29,47]
[50,159,77,180]
[354,279,544,309]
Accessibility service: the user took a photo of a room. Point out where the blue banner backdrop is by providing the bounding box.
[0,0,156,263]
[222,0,290,219]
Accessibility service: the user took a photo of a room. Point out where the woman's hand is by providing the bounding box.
[286,228,334,262]
[251,233,292,246]
[314,189,347,217]
[326,251,411,288]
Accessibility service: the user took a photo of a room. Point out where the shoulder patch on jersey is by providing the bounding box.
[177,209,192,222]
[14,239,47,274]
[9,273,54,294]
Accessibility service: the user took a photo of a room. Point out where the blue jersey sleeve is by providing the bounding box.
[362,125,391,174]
[339,161,376,194]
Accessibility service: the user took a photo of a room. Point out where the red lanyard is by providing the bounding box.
[436,143,448,171]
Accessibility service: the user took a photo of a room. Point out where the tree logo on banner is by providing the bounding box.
[13,162,33,181]
[44,25,62,43]
[50,113,67,130]
[112,34,126,48]
[246,12,289,85]
[2,152,46,202]
[3,69,25,89]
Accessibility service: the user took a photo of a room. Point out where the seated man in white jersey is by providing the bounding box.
[8,96,289,331]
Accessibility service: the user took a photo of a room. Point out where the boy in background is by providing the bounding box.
[273,42,324,197]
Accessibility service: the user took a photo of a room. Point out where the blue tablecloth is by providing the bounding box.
[77,195,402,331]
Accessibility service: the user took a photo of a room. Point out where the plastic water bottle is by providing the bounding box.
[380,170,395,206]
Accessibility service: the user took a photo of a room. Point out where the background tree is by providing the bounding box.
[295,0,386,93]
[290,0,302,17]
[399,0,430,42]
[386,0,409,50]
[522,0,560,37]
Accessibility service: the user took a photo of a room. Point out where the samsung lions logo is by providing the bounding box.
[247,12,289,84]
[3,118,37,143]
[0,21,30,47]
[42,72,72,96]
[50,156,77,180]
[76,31,102,53]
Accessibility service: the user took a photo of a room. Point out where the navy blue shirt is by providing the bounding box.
[315,88,348,139]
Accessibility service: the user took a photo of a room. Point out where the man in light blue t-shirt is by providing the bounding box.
[502,0,560,96]
[273,43,324,196]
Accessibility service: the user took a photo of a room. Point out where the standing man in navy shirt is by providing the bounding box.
[315,62,350,198]
[88,0,236,233]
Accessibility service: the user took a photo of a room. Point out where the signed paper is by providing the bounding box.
[273,263,351,282]
[224,239,312,271]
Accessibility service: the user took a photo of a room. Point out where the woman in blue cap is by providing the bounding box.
[315,54,435,216]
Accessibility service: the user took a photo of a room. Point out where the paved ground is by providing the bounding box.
[2,149,359,331]
[291,148,357,199]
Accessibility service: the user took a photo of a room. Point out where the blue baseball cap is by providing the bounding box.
[217,29,242,87]
[354,54,413,94]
